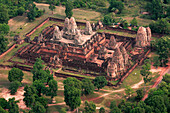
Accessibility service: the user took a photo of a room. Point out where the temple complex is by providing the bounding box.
[18,17,131,79]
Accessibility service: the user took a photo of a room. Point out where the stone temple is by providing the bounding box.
[18,17,130,79]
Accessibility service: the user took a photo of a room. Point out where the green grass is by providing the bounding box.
[0,43,29,65]
[30,21,63,40]
[59,70,95,79]
[120,66,143,88]
[98,29,136,37]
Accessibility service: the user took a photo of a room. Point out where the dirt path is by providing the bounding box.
[142,60,170,101]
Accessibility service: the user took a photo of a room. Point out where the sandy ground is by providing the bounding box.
[0,87,27,109]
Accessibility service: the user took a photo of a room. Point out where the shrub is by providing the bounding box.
[9,81,21,95]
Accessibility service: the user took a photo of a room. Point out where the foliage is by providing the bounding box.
[162,73,170,83]
[149,18,170,34]
[130,18,137,27]
[17,7,25,16]
[0,98,8,109]
[94,76,107,90]
[33,80,46,97]
[36,96,48,109]
[8,68,24,82]
[108,0,124,13]
[130,107,145,113]
[152,56,160,68]
[154,36,170,66]
[82,78,94,95]
[8,98,19,113]
[63,77,81,110]
[23,85,37,107]
[110,107,121,113]
[0,4,9,24]
[135,89,144,101]
[9,81,21,95]
[0,23,10,34]
[64,86,81,111]
[0,34,8,54]
[99,107,105,113]
[65,0,73,18]
[110,100,117,109]
[0,106,8,113]
[84,101,96,113]
[145,0,164,20]
[49,3,56,14]
[47,79,58,100]
[31,101,46,113]
[103,15,113,25]
[125,86,134,97]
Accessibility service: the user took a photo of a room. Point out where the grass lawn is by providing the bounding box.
[98,29,137,38]
[47,105,68,113]
[59,70,95,79]
[120,66,143,88]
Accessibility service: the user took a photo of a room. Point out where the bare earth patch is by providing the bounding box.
[0,87,27,109]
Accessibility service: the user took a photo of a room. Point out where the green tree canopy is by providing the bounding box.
[0,34,8,54]
[31,101,46,113]
[130,17,137,27]
[110,100,117,109]
[33,80,46,97]
[94,76,107,90]
[8,68,24,82]
[99,107,105,113]
[108,0,124,13]
[84,101,96,113]
[0,23,10,34]
[0,106,8,113]
[17,7,25,16]
[155,36,170,66]
[0,98,8,109]
[0,4,9,24]
[47,79,58,101]
[65,0,73,18]
[7,98,19,113]
[9,81,21,95]
[82,78,94,95]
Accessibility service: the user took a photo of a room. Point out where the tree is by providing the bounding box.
[27,3,38,21]
[99,107,105,113]
[155,36,170,66]
[33,69,49,83]
[84,101,96,113]
[130,17,137,27]
[145,95,167,113]
[130,107,145,113]
[94,76,107,90]
[32,57,44,74]
[17,7,25,16]
[49,3,56,14]
[149,18,170,34]
[0,98,8,109]
[47,79,58,102]
[140,60,152,92]
[103,15,113,25]
[110,107,121,113]
[64,86,81,111]
[31,101,46,113]
[125,86,134,98]
[82,78,94,95]
[135,89,144,101]
[0,4,9,24]
[153,56,161,68]
[110,100,117,109]
[8,68,24,82]
[0,106,8,113]
[162,73,170,83]
[33,80,46,97]
[23,85,37,107]
[0,23,10,34]
[0,34,8,54]
[9,81,21,95]
[108,0,124,13]
[63,77,82,90]
[65,0,73,18]
[36,96,48,109]
[8,98,19,113]
[145,0,164,20]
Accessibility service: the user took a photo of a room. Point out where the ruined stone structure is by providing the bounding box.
[108,36,117,50]
[18,17,130,78]
[120,46,129,66]
[136,27,151,47]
